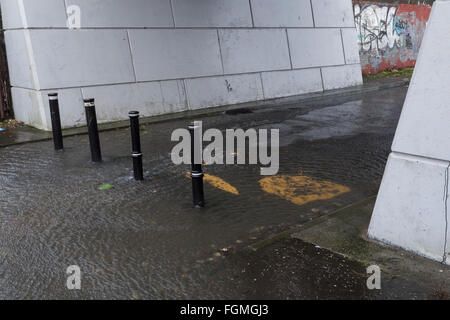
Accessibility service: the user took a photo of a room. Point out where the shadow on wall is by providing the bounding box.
[353,0,431,75]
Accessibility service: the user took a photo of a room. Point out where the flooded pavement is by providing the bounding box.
[0,86,409,299]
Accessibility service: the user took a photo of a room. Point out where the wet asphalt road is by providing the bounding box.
[0,86,407,299]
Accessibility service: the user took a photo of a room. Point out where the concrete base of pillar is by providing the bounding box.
[368,152,449,265]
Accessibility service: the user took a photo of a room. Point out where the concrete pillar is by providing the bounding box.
[368,0,450,265]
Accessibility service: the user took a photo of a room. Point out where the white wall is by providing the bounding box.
[0,0,362,130]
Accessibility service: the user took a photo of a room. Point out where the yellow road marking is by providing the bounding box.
[259,175,350,206]
[186,172,239,195]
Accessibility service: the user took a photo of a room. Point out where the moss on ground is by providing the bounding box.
[365,67,414,79]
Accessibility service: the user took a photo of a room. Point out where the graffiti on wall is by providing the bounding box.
[353,1,431,75]
[355,4,405,52]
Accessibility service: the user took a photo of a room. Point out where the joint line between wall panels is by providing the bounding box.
[126,30,138,82]
[340,29,347,64]
[217,30,225,75]
[183,79,191,110]
[259,73,265,100]
[169,0,176,27]
[319,68,325,93]
[285,29,293,70]
[63,0,69,22]
[309,0,316,28]
[248,0,255,27]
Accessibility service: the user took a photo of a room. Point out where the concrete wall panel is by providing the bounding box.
[4,30,35,89]
[40,88,86,128]
[0,0,23,29]
[129,29,223,81]
[12,87,86,130]
[341,28,361,64]
[311,0,355,27]
[261,69,323,99]
[66,0,174,28]
[30,29,135,89]
[10,87,44,129]
[186,74,263,109]
[0,0,67,29]
[81,81,188,121]
[250,0,314,27]
[219,29,291,74]
[172,0,252,27]
[321,64,362,90]
[23,0,67,28]
[288,29,345,69]
[369,153,448,263]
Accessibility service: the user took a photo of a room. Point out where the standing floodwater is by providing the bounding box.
[0,87,406,299]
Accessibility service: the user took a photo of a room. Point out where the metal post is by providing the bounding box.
[129,111,143,181]
[84,98,102,163]
[188,122,205,208]
[48,93,64,151]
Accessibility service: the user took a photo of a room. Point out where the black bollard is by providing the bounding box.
[84,98,102,163]
[129,111,143,180]
[48,93,64,151]
[188,122,205,208]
